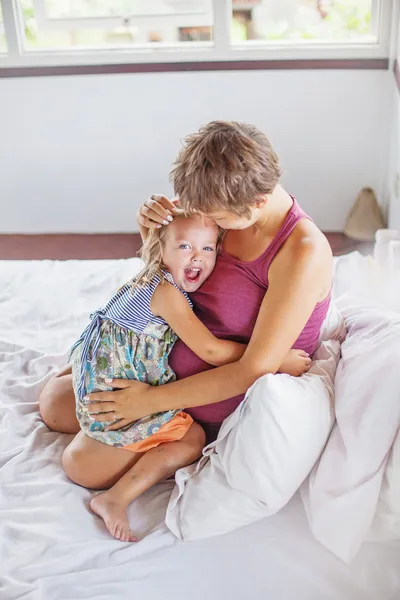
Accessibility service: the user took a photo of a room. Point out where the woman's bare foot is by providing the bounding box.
[90,493,137,542]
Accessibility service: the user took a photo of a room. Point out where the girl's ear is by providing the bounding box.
[160,238,165,262]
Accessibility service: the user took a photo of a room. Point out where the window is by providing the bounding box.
[21,0,213,50]
[0,0,390,69]
[232,1,377,44]
[0,3,6,52]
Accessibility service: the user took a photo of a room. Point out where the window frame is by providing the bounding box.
[0,0,393,70]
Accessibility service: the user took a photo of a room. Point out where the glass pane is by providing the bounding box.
[20,0,213,50]
[232,0,375,44]
[44,0,210,19]
[0,4,7,52]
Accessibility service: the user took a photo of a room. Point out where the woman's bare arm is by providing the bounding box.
[87,225,332,424]
[151,227,332,407]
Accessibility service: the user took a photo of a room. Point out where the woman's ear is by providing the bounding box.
[254,195,267,208]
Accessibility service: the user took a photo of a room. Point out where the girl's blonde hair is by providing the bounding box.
[132,214,223,290]
[133,224,171,290]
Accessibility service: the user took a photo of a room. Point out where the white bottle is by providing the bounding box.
[388,240,400,273]
[373,229,400,267]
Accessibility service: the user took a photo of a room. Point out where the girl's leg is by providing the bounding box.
[39,365,80,434]
[62,430,141,490]
[62,423,205,541]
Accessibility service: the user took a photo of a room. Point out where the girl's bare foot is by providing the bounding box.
[90,493,137,542]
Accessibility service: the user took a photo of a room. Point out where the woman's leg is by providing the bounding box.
[62,423,206,541]
[39,365,80,434]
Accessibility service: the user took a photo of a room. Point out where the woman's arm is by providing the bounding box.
[152,228,331,407]
[87,226,332,424]
[152,283,246,367]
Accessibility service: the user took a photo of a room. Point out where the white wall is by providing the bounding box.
[385,79,400,230]
[0,68,391,233]
[386,1,400,230]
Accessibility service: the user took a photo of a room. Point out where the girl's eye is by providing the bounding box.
[179,244,190,250]
[204,246,215,252]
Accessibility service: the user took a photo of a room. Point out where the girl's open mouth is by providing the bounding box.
[184,267,202,283]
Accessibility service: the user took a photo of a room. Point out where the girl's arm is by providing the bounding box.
[151,283,246,367]
[87,224,332,424]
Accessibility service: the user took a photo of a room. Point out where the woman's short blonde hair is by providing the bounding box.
[171,121,282,218]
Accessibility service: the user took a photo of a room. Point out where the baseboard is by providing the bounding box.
[0,232,371,260]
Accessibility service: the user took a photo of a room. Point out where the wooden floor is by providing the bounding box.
[0,232,372,260]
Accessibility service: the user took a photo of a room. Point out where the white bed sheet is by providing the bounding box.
[0,258,399,600]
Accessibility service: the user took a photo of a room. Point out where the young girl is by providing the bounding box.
[69,213,311,541]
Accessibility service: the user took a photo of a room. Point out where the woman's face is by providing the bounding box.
[205,209,258,231]
[161,216,219,293]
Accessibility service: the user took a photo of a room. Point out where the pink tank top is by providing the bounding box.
[169,199,331,426]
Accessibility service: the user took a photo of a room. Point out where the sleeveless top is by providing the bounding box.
[169,198,331,426]
[70,271,192,400]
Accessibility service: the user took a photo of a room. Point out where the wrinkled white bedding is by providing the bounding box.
[303,296,400,562]
[167,266,400,565]
[1,257,399,600]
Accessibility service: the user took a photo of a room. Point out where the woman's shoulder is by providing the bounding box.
[270,218,333,298]
[287,218,332,263]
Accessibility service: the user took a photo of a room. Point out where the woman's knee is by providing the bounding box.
[39,371,79,434]
[39,381,59,429]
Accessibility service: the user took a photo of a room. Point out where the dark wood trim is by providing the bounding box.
[0,232,371,260]
[394,59,400,95]
[0,58,389,78]
[0,234,142,260]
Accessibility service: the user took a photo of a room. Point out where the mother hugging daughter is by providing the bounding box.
[39,121,333,541]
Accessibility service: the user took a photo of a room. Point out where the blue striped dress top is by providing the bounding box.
[70,270,192,400]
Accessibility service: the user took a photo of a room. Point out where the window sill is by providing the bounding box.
[0,57,389,78]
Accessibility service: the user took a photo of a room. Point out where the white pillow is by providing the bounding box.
[166,452,268,541]
[218,343,339,509]
[166,304,345,539]
[301,297,400,563]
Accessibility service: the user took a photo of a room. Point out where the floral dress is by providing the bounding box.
[69,271,192,448]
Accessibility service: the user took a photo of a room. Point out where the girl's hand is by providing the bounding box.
[136,195,180,231]
[85,379,153,431]
[278,349,311,377]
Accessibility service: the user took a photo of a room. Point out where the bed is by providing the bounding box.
[1,256,399,600]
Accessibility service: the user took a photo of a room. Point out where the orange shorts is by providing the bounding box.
[124,411,193,453]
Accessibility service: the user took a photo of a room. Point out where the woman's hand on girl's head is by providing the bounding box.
[136,195,180,234]
[85,379,153,430]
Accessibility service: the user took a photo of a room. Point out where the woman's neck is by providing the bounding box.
[222,186,295,262]
[251,185,294,236]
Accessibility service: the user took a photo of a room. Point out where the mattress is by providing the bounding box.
[0,258,399,600]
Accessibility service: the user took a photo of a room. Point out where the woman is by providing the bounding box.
[40,121,332,499]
